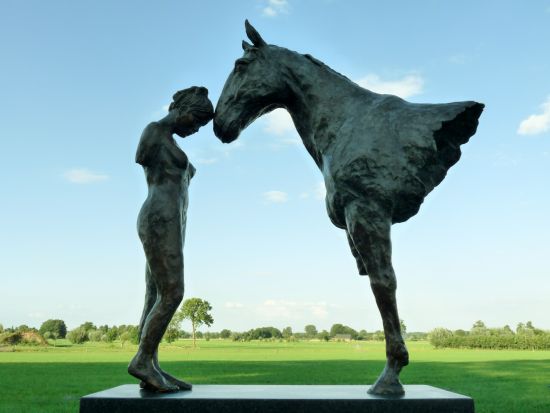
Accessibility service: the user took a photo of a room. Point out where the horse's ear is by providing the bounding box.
[242,40,253,51]
[245,19,266,47]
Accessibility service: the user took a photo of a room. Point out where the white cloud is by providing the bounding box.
[150,104,170,119]
[196,157,219,165]
[263,190,289,203]
[262,109,301,149]
[258,300,330,320]
[216,139,245,158]
[225,302,244,309]
[315,181,326,200]
[64,168,109,184]
[300,181,326,201]
[517,96,550,135]
[263,6,277,16]
[28,311,46,319]
[262,0,288,17]
[263,108,295,136]
[355,74,424,98]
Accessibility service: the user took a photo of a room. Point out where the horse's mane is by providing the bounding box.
[302,53,355,85]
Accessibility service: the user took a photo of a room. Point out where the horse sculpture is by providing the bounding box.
[214,21,483,396]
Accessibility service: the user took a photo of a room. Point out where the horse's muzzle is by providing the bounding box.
[213,118,239,143]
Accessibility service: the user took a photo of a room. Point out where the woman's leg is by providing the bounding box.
[138,264,156,342]
[129,240,184,392]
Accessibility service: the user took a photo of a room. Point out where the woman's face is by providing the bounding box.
[173,112,199,138]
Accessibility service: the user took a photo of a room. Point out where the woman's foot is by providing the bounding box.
[128,354,179,392]
[140,370,192,391]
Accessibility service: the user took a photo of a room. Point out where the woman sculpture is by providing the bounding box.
[129,86,213,392]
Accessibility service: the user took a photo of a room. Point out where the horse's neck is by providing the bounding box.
[283,58,359,168]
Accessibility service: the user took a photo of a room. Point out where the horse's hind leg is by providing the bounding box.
[345,201,409,396]
[346,231,367,275]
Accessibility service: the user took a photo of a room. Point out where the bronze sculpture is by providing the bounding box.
[129,86,213,392]
[214,21,483,395]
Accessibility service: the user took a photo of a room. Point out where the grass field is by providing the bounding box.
[0,340,548,412]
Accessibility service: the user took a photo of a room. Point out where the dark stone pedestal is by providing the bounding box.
[80,384,474,413]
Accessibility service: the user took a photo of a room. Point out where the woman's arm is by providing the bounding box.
[135,122,162,166]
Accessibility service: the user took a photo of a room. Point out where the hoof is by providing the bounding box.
[367,380,404,396]
[368,360,406,396]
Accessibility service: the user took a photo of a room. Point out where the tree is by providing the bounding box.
[0,324,4,334]
[373,330,385,341]
[400,319,407,339]
[119,325,139,346]
[220,329,231,339]
[250,327,282,340]
[0,332,22,345]
[164,313,183,343]
[428,328,453,348]
[304,324,317,338]
[357,329,368,340]
[317,330,330,341]
[179,298,214,348]
[330,323,345,337]
[471,320,488,335]
[119,331,132,348]
[105,326,119,342]
[98,325,109,333]
[39,319,67,339]
[79,322,96,332]
[282,326,293,339]
[88,330,104,342]
[67,327,89,344]
[329,323,358,339]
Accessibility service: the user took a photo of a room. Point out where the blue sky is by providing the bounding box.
[1,1,549,333]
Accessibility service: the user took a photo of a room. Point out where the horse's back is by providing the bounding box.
[321,94,484,225]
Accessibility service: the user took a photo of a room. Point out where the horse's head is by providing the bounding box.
[214,20,289,143]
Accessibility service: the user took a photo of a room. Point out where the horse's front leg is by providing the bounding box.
[344,201,409,396]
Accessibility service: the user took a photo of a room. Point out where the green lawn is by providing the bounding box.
[0,340,548,412]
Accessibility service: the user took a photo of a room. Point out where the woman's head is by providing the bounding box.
[169,86,214,137]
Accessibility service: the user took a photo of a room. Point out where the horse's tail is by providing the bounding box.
[417,101,484,193]
[434,101,484,171]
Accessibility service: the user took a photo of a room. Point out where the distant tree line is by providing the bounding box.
[429,321,550,350]
[0,320,141,347]
[1,316,425,347]
[0,323,48,346]
[6,316,549,351]
[189,320,425,343]
[65,322,140,347]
